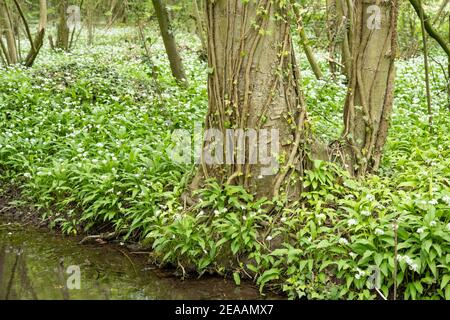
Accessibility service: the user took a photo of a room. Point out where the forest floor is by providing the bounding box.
[0,28,449,300]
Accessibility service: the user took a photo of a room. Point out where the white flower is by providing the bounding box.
[442,196,450,206]
[429,199,438,206]
[375,228,384,236]
[355,268,366,280]
[348,219,358,227]
[213,210,220,216]
[402,256,413,265]
[242,216,247,221]
[417,227,425,234]
[430,220,437,227]
[266,235,273,241]
[280,217,287,223]
[361,210,371,217]
[409,263,419,272]
[366,194,375,202]
[198,210,205,217]
[339,238,349,245]
[23,172,31,179]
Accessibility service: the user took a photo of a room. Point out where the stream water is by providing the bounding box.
[0,221,275,300]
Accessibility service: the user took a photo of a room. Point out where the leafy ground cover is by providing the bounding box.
[0,28,449,300]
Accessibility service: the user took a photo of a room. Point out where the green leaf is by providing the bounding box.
[257,268,280,292]
[441,274,450,290]
[231,240,240,255]
[233,272,241,286]
[422,239,432,254]
[413,281,423,294]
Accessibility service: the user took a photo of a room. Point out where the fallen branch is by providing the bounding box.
[79,230,126,245]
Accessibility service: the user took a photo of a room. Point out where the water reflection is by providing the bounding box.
[0,223,275,300]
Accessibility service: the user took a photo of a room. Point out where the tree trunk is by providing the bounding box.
[409,0,450,58]
[339,0,352,78]
[292,3,323,80]
[342,0,399,176]
[193,0,207,54]
[152,0,188,86]
[87,0,95,46]
[326,0,338,75]
[56,0,69,51]
[108,0,118,25]
[0,0,18,64]
[190,0,309,200]
[24,0,47,67]
[448,14,450,110]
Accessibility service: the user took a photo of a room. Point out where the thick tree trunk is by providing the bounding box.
[152,0,188,86]
[190,0,309,199]
[342,0,399,176]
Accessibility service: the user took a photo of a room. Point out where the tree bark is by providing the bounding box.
[342,0,399,176]
[190,0,309,199]
[152,0,188,86]
[193,0,207,54]
[339,0,353,77]
[56,0,69,51]
[419,0,433,129]
[24,0,47,67]
[87,0,95,45]
[326,0,338,75]
[292,2,323,80]
[0,0,18,64]
[448,14,450,110]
